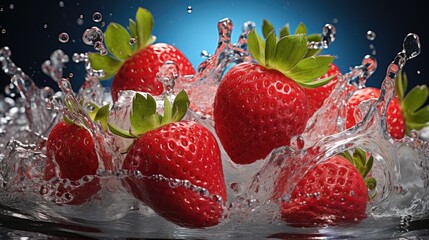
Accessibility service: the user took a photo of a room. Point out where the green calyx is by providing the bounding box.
[395,71,429,133]
[339,149,377,199]
[108,90,190,139]
[248,20,336,88]
[63,100,110,131]
[88,7,156,80]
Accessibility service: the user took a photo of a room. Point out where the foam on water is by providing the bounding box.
[0,17,428,238]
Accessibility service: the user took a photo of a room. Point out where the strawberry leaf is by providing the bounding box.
[108,123,135,138]
[130,93,157,134]
[273,34,307,72]
[365,177,377,191]
[161,97,173,125]
[294,22,307,34]
[265,31,277,67]
[285,55,335,83]
[248,30,266,65]
[94,104,110,130]
[139,113,161,134]
[85,102,100,120]
[297,74,335,88]
[262,19,275,39]
[396,71,429,133]
[395,70,407,101]
[409,105,429,123]
[363,156,373,178]
[172,90,190,122]
[403,85,428,112]
[279,23,290,38]
[63,115,75,125]
[88,53,122,80]
[136,7,154,50]
[105,23,134,60]
[305,34,322,58]
[129,19,137,38]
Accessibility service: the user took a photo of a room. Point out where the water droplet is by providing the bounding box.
[129,38,137,45]
[43,24,48,29]
[58,32,69,43]
[187,6,192,13]
[77,18,84,25]
[59,1,64,7]
[94,41,103,51]
[367,30,376,41]
[99,48,108,56]
[9,4,14,10]
[92,12,102,22]
[1,29,6,34]
[82,27,104,46]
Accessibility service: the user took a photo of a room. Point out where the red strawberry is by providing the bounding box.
[345,71,429,139]
[346,87,405,139]
[89,8,195,102]
[44,121,101,205]
[304,63,341,116]
[214,21,335,164]
[43,103,111,205]
[278,152,374,227]
[109,91,226,228]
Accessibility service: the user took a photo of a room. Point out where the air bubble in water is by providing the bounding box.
[9,4,14,10]
[58,32,69,43]
[59,1,64,7]
[333,18,338,23]
[129,38,137,45]
[1,29,6,34]
[43,24,48,29]
[367,30,376,41]
[187,6,192,13]
[92,12,102,22]
[417,70,421,74]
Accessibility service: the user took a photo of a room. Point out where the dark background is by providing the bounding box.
[0,0,427,93]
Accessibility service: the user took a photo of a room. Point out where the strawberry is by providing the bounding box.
[278,150,375,227]
[304,63,342,116]
[109,91,226,228]
[89,8,195,102]
[345,71,429,139]
[44,103,111,205]
[44,121,101,205]
[213,21,335,164]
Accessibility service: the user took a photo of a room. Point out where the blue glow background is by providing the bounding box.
[0,0,427,92]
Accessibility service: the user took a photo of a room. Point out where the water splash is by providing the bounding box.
[0,47,57,135]
[82,27,107,55]
[161,20,337,118]
[0,15,428,238]
[41,49,69,83]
